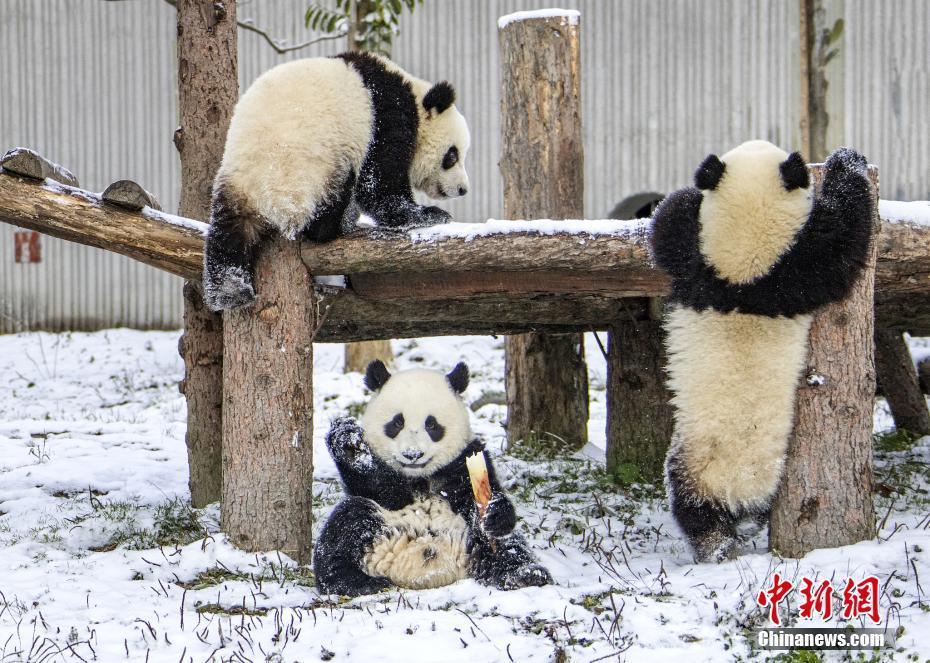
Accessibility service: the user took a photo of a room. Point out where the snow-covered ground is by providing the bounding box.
[0,330,928,662]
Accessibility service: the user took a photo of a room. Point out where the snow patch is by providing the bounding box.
[410,218,650,242]
[498,8,580,29]
[880,199,930,227]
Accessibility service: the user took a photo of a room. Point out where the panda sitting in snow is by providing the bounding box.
[203,52,471,311]
[314,360,552,596]
[650,140,874,562]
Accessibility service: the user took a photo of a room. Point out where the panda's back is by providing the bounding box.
[217,58,374,237]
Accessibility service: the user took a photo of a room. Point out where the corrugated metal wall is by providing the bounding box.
[845,0,930,201]
[0,1,927,331]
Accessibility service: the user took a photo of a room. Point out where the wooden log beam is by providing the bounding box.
[875,327,930,435]
[0,171,206,279]
[2,166,930,334]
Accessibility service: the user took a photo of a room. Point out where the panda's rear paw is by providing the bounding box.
[825,147,867,177]
[692,531,738,564]
[204,267,256,312]
[499,563,553,590]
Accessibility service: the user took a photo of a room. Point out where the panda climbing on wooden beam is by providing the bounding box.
[202,53,471,311]
[314,361,552,596]
[649,140,875,563]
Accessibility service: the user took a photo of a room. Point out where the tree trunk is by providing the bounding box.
[176,0,238,507]
[606,300,674,483]
[499,12,589,452]
[875,328,930,435]
[769,168,879,557]
[343,0,394,374]
[222,238,316,563]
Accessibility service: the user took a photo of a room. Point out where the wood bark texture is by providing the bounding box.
[499,14,589,451]
[769,168,880,557]
[875,327,930,435]
[176,0,238,507]
[222,238,316,563]
[606,307,674,482]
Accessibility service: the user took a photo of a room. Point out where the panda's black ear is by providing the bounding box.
[779,151,810,191]
[364,360,391,392]
[694,154,726,190]
[446,362,469,394]
[423,81,456,115]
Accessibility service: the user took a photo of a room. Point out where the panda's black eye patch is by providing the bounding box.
[442,146,458,170]
[384,413,405,439]
[424,415,445,442]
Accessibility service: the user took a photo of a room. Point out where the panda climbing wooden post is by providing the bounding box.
[769,166,880,558]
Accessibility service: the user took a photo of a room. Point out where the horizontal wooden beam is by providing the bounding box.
[1,166,929,336]
[0,169,205,279]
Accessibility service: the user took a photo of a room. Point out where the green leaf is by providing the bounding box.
[826,18,844,45]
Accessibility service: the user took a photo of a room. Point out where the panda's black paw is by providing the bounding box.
[825,147,867,177]
[325,417,374,469]
[203,267,256,312]
[318,574,391,597]
[499,563,553,590]
[417,205,452,226]
[482,496,517,538]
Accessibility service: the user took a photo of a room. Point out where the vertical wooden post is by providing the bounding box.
[770,167,879,557]
[875,328,930,435]
[606,300,674,482]
[176,0,238,507]
[499,11,589,452]
[222,238,316,563]
[343,0,394,375]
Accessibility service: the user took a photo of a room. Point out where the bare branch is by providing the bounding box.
[236,19,347,54]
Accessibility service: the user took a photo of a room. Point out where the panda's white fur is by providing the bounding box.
[218,58,373,239]
[362,368,472,478]
[665,307,812,511]
[363,496,470,589]
[216,55,470,240]
[698,141,813,285]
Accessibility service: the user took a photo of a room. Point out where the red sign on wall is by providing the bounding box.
[14,231,41,263]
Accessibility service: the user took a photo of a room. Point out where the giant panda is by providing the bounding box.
[313,360,552,596]
[649,140,874,563]
[203,52,471,311]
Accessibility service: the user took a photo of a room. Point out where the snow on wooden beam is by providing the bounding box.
[0,169,205,279]
[2,163,930,335]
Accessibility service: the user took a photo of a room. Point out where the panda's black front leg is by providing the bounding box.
[325,418,414,509]
[313,496,392,597]
[772,147,874,313]
[353,163,450,232]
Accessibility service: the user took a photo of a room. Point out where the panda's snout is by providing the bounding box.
[458,186,468,196]
[401,448,425,463]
